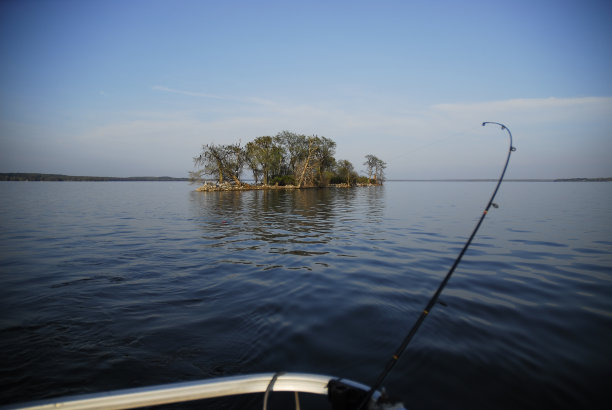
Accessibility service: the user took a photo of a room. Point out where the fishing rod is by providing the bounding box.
[358,122,516,409]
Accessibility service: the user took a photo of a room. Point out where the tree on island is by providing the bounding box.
[335,159,357,185]
[374,156,387,184]
[292,135,336,188]
[193,143,245,185]
[364,154,387,184]
[275,131,304,181]
[245,136,283,185]
[313,136,336,186]
[191,131,385,188]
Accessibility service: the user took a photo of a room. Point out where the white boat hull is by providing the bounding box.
[7,372,386,410]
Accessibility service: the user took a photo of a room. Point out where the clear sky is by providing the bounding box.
[1,0,611,179]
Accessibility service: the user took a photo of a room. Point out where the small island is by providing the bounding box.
[191,131,386,192]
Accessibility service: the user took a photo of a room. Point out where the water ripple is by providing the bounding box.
[1,181,611,409]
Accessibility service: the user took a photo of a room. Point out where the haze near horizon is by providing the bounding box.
[1,0,611,180]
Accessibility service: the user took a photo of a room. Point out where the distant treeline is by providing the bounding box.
[0,173,188,182]
[2,173,609,183]
[390,178,612,182]
[553,177,612,182]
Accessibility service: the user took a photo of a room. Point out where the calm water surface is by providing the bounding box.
[1,181,611,409]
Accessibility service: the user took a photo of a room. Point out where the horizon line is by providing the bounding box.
[1,173,611,183]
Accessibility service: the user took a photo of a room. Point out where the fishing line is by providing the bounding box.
[358,122,516,409]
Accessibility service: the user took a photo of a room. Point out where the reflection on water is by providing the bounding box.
[0,181,610,409]
[189,187,386,260]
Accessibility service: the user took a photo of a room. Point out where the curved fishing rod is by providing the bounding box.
[358,122,516,409]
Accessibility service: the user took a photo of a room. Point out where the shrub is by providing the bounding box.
[269,175,295,186]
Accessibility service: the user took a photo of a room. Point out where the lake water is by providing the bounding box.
[0,181,611,409]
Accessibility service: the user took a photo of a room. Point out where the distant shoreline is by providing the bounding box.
[388,178,612,182]
[1,173,610,182]
[0,173,188,182]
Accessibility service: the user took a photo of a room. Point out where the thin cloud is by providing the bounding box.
[432,96,612,117]
[152,85,274,106]
[152,85,227,100]
[25,94,610,179]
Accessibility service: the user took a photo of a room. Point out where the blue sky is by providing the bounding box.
[1,0,611,179]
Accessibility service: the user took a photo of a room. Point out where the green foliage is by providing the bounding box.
[193,131,384,187]
[269,175,295,186]
[329,174,345,184]
[333,159,356,185]
[245,136,284,185]
[193,143,245,185]
[364,154,387,184]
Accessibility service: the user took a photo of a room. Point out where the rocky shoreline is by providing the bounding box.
[195,182,378,192]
